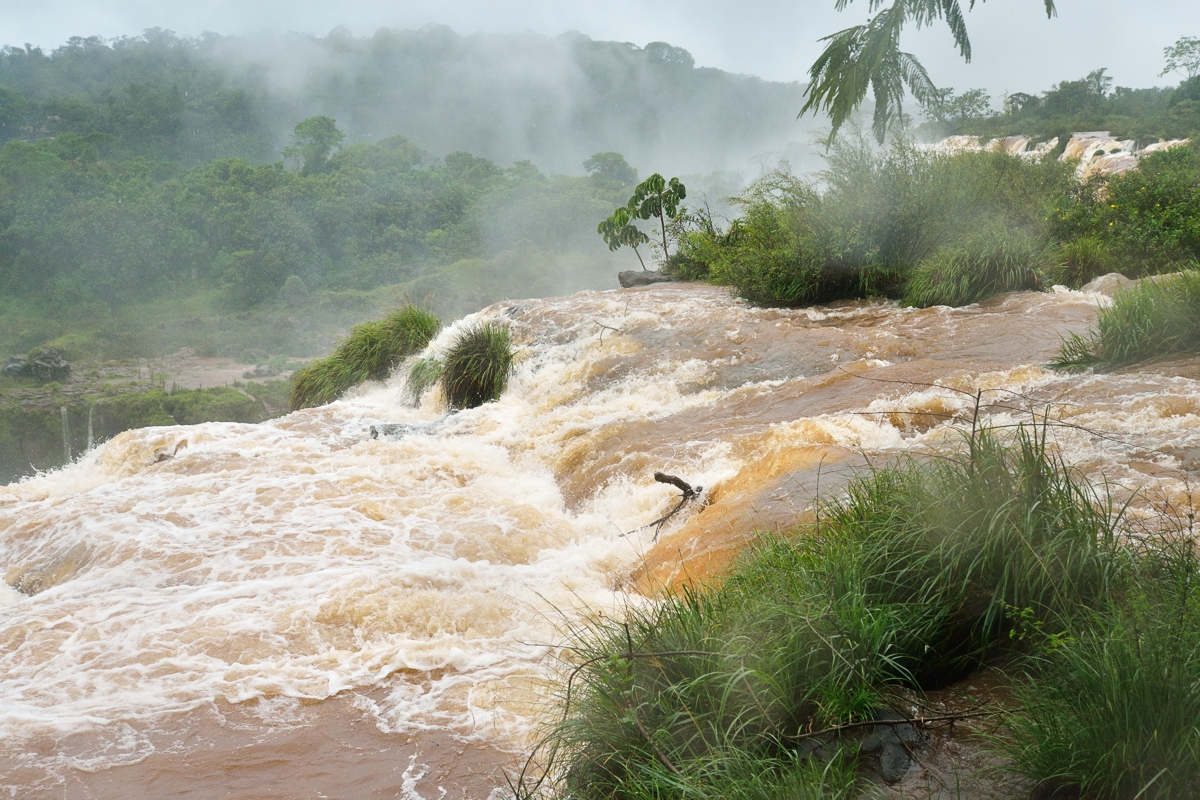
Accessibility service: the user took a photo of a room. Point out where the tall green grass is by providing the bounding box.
[902,229,1061,308]
[441,322,516,409]
[1006,537,1200,799]
[1052,268,1200,370]
[406,357,444,404]
[288,304,441,410]
[535,424,1125,800]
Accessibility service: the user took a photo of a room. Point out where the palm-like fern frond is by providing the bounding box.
[803,0,1057,143]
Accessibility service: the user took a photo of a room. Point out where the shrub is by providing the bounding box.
[698,169,896,306]
[441,322,515,409]
[1050,142,1200,275]
[687,140,1073,308]
[902,228,1060,307]
[1052,268,1200,370]
[288,304,441,410]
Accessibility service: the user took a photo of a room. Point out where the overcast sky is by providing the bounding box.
[3,0,1199,97]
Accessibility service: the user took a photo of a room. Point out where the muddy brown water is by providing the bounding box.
[3,283,1197,797]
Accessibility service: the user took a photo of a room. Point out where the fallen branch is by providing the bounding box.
[624,472,704,541]
[784,709,1005,743]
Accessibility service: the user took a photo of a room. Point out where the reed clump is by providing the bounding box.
[289,304,441,410]
[441,322,516,409]
[902,229,1061,308]
[530,424,1139,800]
[1053,268,1200,370]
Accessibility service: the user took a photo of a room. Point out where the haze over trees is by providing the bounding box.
[0,27,809,175]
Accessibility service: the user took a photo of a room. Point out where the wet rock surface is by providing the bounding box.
[3,348,70,381]
[617,270,681,288]
[861,710,921,783]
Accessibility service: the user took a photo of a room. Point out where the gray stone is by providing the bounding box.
[618,270,681,288]
[242,364,281,379]
[10,348,71,382]
[860,710,919,784]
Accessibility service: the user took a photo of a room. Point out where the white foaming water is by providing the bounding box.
[4,283,1200,791]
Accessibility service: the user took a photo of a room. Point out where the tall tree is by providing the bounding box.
[283,116,344,176]
[800,0,1057,143]
[1162,36,1200,80]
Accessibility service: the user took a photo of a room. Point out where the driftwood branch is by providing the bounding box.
[623,472,704,541]
[594,321,623,343]
[654,471,698,498]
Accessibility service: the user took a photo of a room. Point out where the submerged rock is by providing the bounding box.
[618,270,681,288]
[860,710,921,784]
[1080,272,1134,296]
[369,422,437,440]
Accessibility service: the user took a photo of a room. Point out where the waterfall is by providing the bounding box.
[4,283,1200,795]
[60,406,71,463]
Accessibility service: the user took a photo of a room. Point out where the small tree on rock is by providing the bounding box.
[597,173,686,271]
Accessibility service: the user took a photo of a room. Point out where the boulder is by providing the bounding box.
[1081,272,1133,297]
[618,270,681,288]
[7,348,71,381]
[860,710,920,784]
[242,364,281,379]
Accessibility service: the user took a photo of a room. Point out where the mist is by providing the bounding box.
[7,0,1200,99]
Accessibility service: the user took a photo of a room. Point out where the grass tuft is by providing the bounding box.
[406,357,443,404]
[441,322,516,409]
[288,304,440,410]
[1051,268,1200,370]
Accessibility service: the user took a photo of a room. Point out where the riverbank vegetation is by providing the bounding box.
[1054,270,1200,370]
[671,136,1200,309]
[916,66,1200,145]
[519,424,1200,799]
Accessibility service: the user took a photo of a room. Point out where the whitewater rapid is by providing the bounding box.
[4,283,1200,797]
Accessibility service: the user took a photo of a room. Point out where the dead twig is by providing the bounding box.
[594,321,623,344]
[785,709,1005,743]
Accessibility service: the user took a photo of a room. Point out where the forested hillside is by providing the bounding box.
[0,27,809,174]
[0,127,637,357]
[917,67,1200,142]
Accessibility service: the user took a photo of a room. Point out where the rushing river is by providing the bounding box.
[3,283,1199,798]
